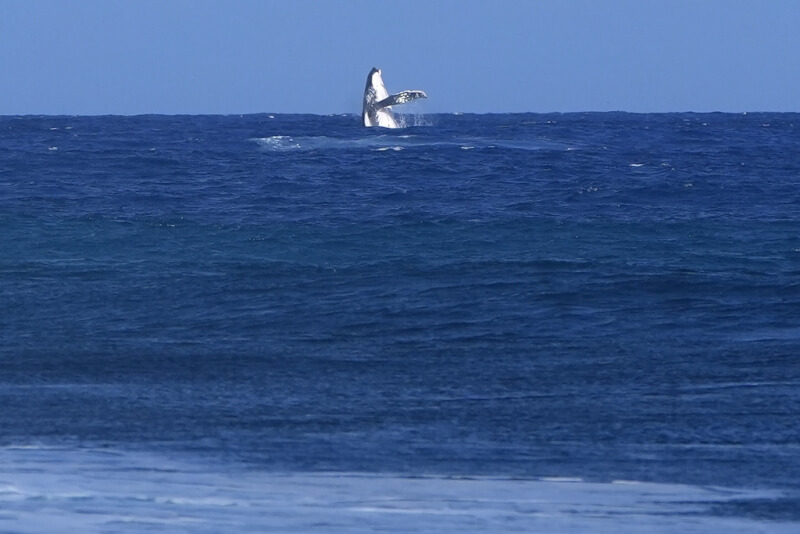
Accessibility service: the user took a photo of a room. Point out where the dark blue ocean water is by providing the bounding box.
[2,113,800,525]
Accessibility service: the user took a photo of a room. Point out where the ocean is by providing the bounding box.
[1,112,799,532]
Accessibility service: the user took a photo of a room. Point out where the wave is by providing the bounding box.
[0,446,794,533]
[254,134,556,153]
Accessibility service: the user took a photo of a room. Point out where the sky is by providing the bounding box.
[2,0,800,115]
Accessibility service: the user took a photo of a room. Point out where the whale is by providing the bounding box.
[362,67,427,128]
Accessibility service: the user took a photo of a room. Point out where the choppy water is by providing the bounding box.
[1,112,799,531]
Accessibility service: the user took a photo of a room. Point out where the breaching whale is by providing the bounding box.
[362,67,427,128]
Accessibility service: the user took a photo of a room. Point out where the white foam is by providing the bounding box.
[0,446,794,533]
[255,135,416,152]
[255,135,302,151]
[253,134,556,153]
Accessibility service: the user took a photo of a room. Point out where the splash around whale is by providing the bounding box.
[362,67,427,128]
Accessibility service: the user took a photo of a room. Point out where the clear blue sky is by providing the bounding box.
[2,0,800,115]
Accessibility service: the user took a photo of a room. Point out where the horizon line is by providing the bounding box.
[2,110,797,118]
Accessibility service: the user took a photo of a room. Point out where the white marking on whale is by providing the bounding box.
[362,67,427,128]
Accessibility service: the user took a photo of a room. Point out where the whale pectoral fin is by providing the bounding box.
[376,90,427,109]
